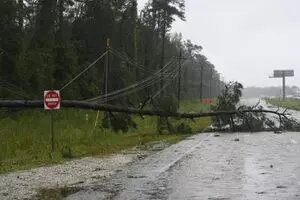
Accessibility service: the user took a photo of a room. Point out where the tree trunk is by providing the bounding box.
[18,0,24,29]
[58,0,65,41]
[0,100,292,120]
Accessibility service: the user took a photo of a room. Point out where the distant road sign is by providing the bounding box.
[273,70,294,78]
[44,90,60,110]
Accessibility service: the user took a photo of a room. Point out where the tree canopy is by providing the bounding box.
[0,0,224,104]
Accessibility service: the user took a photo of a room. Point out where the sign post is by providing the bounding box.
[270,70,294,101]
[44,90,60,151]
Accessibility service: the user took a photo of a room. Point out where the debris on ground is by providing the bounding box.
[276,185,288,189]
[274,130,282,134]
[256,191,267,194]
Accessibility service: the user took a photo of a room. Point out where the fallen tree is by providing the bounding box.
[0,100,293,119]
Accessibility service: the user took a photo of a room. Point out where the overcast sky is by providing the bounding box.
[137,0,300,87]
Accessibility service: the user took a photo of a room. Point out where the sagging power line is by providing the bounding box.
[86,58,185,103]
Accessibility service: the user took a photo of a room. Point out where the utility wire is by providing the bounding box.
[98,67,179,103]
[85,57,177,101]
[85,57,177,102]
[0,80,31,98]
[97,60,181,102]
[0,84,31,99]
[60,51,108,91]
[109,49,156,73]
[91,61,184,103]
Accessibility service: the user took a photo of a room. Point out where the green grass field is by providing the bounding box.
[179,100,212,112]
[0,101,211,174]
[266,98,300,111]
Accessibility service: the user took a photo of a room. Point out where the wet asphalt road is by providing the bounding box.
[67,132,300,200]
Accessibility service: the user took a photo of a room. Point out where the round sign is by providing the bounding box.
[44,90,60,109]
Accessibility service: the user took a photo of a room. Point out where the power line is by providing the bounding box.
[88,60,186,103]
[0,84,31,99]
[0,79,31,97]
[86,57,177,101]
[109,49,156,74]
[85,58,178,102]
[60,51,108,91]
[0,47,16,63]
[102,64,182,103]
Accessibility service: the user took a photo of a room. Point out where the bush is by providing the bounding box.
[102,112,137,133]
[154,95,178,134]
[176,122,192,134]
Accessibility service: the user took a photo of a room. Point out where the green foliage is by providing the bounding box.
[0,0,223,104]
[155,95,179,112]
[154,95,178,134]
[102,112,137,133]
[212,81,243,127]
[176,121,192,134]
[236,105,266,131]
[61,145,74,159]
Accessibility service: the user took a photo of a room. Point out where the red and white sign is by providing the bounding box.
[44,90,60,110]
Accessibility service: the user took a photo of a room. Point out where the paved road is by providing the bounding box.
[68,132,300,200]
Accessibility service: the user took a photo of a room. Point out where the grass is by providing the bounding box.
[179,100,212,112]
[0,101,211,174]
[266,98,300,111]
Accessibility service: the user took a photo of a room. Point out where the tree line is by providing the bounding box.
[0,0,224,105]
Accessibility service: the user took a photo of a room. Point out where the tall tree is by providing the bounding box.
[151,0,186,92]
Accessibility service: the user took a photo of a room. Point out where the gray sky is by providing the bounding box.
[137,0,300,87]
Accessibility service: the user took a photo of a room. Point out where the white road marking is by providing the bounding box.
[157,133,213,175]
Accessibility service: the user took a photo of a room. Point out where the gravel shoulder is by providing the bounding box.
[0,153,140,200]
[0,139,172,200]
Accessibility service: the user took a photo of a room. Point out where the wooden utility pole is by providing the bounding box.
[160,16,166,96]
[282,75,286,101]
[177,49,182,109]
[200,64,204,102]
[105,38,110,104]
[18,0,24,29]
[209,68,213,110]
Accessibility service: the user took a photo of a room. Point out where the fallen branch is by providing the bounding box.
[0,100,292,119]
